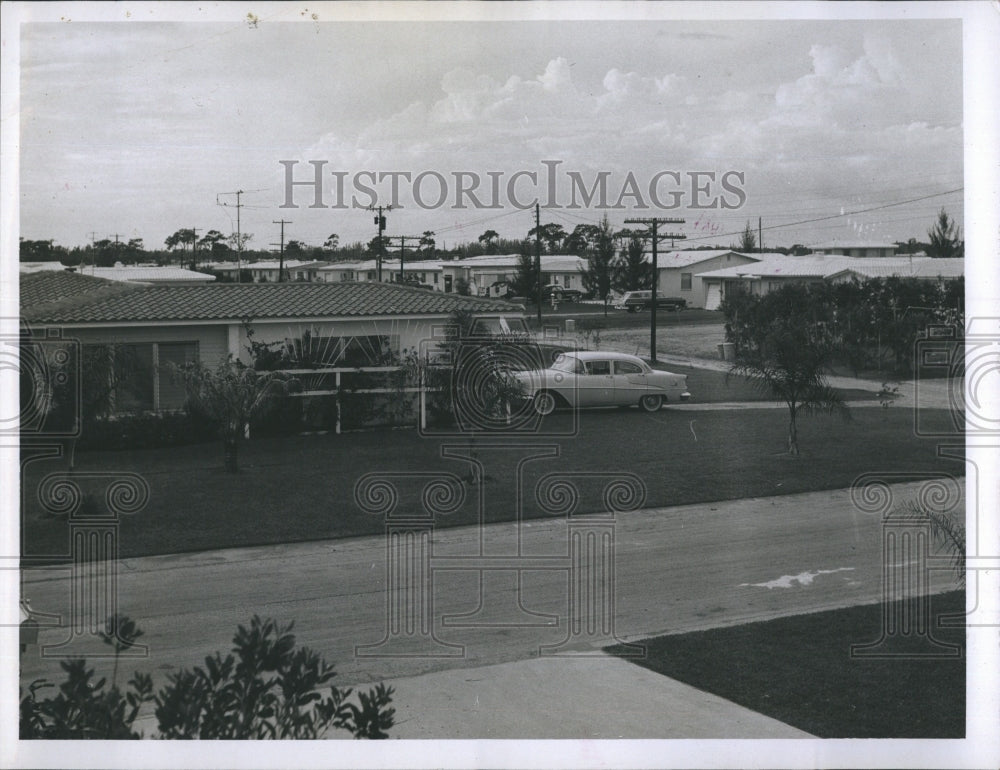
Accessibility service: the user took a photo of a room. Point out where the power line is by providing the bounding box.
[683,187,964,245]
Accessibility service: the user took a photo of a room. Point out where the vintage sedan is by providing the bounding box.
[514,351,691,415]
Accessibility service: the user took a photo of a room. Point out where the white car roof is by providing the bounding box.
[562,350,645,364]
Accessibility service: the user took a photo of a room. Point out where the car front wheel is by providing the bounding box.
[533,391,558,416]
[639,394,663,412]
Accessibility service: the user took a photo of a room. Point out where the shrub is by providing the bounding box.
[154,616,395,739]
[21,615,395,740]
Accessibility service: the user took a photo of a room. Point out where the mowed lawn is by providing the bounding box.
[21,395,961,561]
[607,589,966,738]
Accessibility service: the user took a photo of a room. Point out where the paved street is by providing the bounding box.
[20,479,962,738]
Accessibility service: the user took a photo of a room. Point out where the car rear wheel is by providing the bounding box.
[533,391,557,416]
[639,394,663,412]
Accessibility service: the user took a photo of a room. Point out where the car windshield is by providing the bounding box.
[551,355,585,374]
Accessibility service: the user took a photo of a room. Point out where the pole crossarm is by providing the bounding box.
[384,235,425,283]
[623,218,687,363]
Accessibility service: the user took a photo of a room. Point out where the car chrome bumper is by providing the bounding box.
[680,392,691,401]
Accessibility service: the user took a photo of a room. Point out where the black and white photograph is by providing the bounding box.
[2,2,998,768]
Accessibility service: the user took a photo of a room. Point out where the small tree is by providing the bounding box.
[174,356,293,472]
[583,214,615,315]
[737,221,757,253]
[510,251,540,302]
[728,284,850,455]
[612,234,652,293]
[454,276,472,296]
[927,208,963,259]
[419,230,436,258]
[528,222,567,254]
[477,229,499,254]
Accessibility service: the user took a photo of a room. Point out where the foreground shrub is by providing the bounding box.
[21,615,395,740]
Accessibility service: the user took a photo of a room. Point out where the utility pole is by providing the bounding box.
[189,228,200,270]
[758,216,763,254]
[623,217,686,363]
[535,203,542,325]
[384,235,422,284]
[86,232,99,270]
[368,205,392,282]
[108,233,124,268]
[217,190,245,281]
[271,219,291,282]
[217,187,266,282]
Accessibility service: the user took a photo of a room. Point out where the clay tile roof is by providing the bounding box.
[20,272,524,325]
[19,270,145,314]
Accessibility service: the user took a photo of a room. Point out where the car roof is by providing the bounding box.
[562,350,646,363]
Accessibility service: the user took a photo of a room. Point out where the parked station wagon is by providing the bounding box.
[514,351,691,414]
[615,291,687,312]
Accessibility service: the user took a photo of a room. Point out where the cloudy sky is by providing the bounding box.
[16,7,965,253]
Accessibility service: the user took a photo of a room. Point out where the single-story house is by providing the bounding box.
[314,260,379,284]
[19,262,216,284]
[20,270,527,415]
[245,260,328,283]
[648,250,760,309]
[317,254,587,296]
[697,255,964,310]
[825,258,964,285]
[443,254,587,297]
[809,241,899,258]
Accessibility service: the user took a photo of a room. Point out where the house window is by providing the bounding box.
[681,273,692,291]
[768,281,783,291]
[85,341,198,415]
[433,274,439,284]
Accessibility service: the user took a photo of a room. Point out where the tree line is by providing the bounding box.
[19,208,963,270]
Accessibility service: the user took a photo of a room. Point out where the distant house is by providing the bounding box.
[443,254,587,296]
[825,258,964,287]
[315,260,379,284]
[697,255,964,310]
[318,254,587,296]
[20,271,527,415]
[245,260,328,283]
[19,262,215,284]
[809,241,898,258]
[649,250,761,309]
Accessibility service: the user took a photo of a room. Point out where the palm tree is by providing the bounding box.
[174,357,293,472]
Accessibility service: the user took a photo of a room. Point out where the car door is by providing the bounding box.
[580,359,615,405]
[611,359,648,405]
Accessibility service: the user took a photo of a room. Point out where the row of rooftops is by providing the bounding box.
[19,270,523,326]
[695,254,964,281]
[20,241,915,283]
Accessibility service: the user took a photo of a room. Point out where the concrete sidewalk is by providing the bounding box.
[350,654,812,739]
[129,652,812,740]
